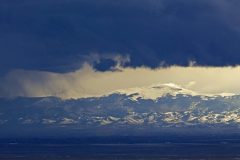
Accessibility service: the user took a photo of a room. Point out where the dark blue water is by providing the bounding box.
[1,136,240,159]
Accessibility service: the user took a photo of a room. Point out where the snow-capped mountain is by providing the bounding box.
[0,83,240,134]
[114,83,198,100]
[113,83,235,100]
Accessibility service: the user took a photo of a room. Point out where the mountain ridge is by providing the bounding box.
[1,83,240,136]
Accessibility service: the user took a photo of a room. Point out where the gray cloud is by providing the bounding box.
[1,0,240,75]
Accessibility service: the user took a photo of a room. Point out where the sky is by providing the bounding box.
[1,0,240,99]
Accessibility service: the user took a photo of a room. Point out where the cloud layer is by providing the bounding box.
[2,0,240,74]
[2,0,240,98]
[1,64,240,99]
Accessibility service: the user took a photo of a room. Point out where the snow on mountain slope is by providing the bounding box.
[113,83,235,101]
[0,83,240,131]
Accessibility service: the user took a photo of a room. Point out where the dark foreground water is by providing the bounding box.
[1,136,240,160]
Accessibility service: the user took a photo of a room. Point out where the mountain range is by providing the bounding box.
[1,83,240,136]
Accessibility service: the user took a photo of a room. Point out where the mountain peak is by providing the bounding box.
[109,83,236,101]
[114,83,197,101]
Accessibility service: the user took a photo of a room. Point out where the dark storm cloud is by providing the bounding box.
[1,0,240,74]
